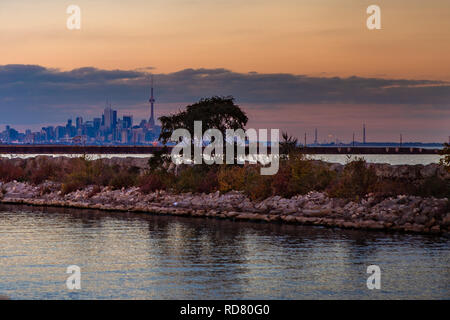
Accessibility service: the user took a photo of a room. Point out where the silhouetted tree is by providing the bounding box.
[158,96,248,145]
[150,96,248,169]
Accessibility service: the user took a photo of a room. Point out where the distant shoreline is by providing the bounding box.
[0,145,442,155]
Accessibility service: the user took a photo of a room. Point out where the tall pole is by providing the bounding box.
[304,132,307,148]
[363,123,366,145]
[352,132,355,147]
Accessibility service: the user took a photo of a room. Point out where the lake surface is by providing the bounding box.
[0,153,442,165]
[0,204,448,300]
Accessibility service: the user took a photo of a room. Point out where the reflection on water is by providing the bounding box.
[0,204,448,300]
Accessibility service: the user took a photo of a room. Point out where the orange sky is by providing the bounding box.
[1,0,450,80]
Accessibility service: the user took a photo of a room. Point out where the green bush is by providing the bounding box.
[327,158,377,199]
[288,155,335,195]
[60,158,116,194]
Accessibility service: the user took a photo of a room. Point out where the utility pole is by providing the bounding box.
[400,134,402,147]
[304,132,307,148]
[352,132,355,147]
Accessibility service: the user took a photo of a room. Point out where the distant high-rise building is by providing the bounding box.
[93,118,101,130]
[112,110,117,129]
[363,123,366,144]
[66,119,75,137]
[121,129,128,144]
[104,107,114,130]
[148,76,155,127]
[140,119,147,128]
[123,115,133,129]
[76,117,83,130]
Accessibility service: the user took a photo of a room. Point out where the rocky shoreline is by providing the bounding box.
[1,180,449,235]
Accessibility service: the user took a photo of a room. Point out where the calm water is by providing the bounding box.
[0,153,442,165]
[0,204,448,300]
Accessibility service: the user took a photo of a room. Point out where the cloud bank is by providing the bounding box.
[0,65,449,135]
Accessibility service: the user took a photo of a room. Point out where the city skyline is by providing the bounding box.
[0,79,161,145]
[0,111,445,146]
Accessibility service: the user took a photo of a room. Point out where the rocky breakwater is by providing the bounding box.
[0,180,448,235]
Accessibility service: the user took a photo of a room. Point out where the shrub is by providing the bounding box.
[327,157,378,199]
[415,176,450,198]
[109,166,140,190]
[271,160,295,197]
[175,167,202,192]
[61,180,86,195]
[139,170,175,193]
[288,155,335,195]
[174,166,219,193]
[26,158,63,184]
[0,160,25,182]
[61,158,116,194]
[371,179,414,197]
[196,167,219,193]
[244,167,273,200]
[217,165,246,193]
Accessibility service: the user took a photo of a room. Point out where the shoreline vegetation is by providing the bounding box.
[0,154,449,235]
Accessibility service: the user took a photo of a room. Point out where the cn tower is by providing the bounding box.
[149,75,155,127]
